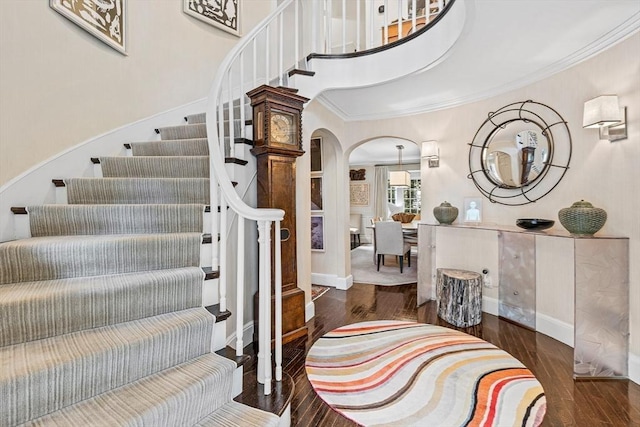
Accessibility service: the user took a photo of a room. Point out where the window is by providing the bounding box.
[387,179,421,214]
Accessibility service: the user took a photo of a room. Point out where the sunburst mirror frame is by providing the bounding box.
[468,100,572,206]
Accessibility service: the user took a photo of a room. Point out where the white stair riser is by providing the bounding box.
[203,278,220,307]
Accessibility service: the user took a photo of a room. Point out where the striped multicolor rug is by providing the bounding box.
[306,321,546,426]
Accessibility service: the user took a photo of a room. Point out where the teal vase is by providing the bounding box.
[433,202,458,224]
[558,200,607,236]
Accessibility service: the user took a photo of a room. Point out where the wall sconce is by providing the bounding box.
[583,95,627,142]
[421,140,440,168]
[389,145,411,187]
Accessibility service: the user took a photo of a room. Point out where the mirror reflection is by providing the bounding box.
[483,128,549,188]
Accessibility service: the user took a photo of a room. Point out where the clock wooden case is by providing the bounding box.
[247,85,310,346]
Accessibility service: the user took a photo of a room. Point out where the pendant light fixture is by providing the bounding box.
[389,145,411,187]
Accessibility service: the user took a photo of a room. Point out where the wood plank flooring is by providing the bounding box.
[243,283,640,426]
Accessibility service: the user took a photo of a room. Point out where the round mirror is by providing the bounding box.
[468,100,571,206]
[483,128,550,188]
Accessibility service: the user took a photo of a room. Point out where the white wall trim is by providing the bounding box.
[536,312,574,348]
[630,352,640,386]
[225,321,254,350]
[305,301,315,322]
[311,272,353,290]
[482,296,499,316]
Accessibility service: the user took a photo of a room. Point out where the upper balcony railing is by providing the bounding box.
[205,0,452,396]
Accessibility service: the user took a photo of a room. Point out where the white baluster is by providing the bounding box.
[342,0,346,53]
[295,0,299,66]
[279,12,283,86]
[252,39,257,88]
[312,0,318,53]
[256,220,267,385]
[265,24,270,85]
[369,0,374,49]
[239,51,245,139]
[356,0,361,51]
[228,70,235,158]
[219,195,228,312]
[397,0,402,40]
[383,0,389,45]
[211,183,219,270]
[217,95,224,155]
[236,216,245,357]
[411,0,416,34]
[326,0,332,53]
[274,220,283,382]
[263,220,272,395]
[438,0,444,14]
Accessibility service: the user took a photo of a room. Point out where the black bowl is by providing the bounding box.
[516,218,555,231]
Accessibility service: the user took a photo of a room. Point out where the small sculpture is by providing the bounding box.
[433,201,458,224]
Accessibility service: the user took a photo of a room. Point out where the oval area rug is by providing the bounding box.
[305,320,546,426]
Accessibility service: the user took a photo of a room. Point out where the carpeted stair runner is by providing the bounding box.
[66,177,210,204]
[129,138,209,156]
[158,123,206,140]
[100,156,210,178]
[0,267,204,347]
[2,308,212,426]
[0,233,202,284]
[27,204,204,236]
[1,118,279,426]
[186,112,206,124]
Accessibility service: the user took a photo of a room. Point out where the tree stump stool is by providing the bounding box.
[436,268,483,328]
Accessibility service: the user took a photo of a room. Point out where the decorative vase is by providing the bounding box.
[433,201,458,224]
[558,200,607,236]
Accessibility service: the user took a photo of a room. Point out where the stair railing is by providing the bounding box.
[206,0,450,396]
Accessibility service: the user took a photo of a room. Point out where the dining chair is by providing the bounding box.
[349,213,362,247]
[374,221,411,273]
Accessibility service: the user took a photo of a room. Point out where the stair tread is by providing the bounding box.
[1,308,214,425]
[99,156,210,178]
[157,123,207,140]
[23,353,238,427]
[195,401,279,427]
[0,267,205,346]
[66,177,210,205]
[26,204,206,236]
[0,233,202,284]
[127,139,209,156]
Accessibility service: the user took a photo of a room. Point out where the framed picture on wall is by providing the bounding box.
[310,137,323,172]
[50,0,127,54]
[183,0,241,37]
[350,183,369,206]
[311,215,325,251]
[463,197,482,223]
[311,177,323,211]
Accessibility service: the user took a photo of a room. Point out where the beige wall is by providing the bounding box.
[338,33,639,356]
[0,0,271,186]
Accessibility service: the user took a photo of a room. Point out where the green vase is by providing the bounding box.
[433,201,458,224]
[558,200,607,236]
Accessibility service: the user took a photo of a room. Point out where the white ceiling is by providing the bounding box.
[320,0,640,123]
[349,137,422,166]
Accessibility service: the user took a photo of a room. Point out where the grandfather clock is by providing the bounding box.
[248,85,310,345]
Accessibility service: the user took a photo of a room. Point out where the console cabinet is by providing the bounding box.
[417,223,629,379]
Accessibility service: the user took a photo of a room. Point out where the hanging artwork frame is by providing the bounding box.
[184,0,241,37]
[310,137,323,172]
[311,177,323,211]
[50,0,127,55]
[350,183,370,206]
[311,215,325,251]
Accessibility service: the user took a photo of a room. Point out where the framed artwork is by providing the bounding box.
[184,0,241,37]
[350,183,370,206]
[311,215,325,251]
[50,0,126,55]
[310,137,323,172]
[463,197,483,223]
[311,177,323,211]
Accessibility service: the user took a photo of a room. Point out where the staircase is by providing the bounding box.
[0,0,461,425]
[0,118,278,426]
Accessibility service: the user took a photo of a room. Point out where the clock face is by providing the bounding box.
[270,111,296,144]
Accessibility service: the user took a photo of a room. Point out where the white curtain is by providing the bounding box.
[374,166,389,220]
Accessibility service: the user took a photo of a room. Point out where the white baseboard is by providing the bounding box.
[536,312,574,348]
[311,273,353,290]
[305,301,315,322]
[630,352,640,385]
[482,296,499,316]
[226,321,254,351]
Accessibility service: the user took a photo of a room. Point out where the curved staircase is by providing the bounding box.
[1,120,278,426]
[1,1,461,425]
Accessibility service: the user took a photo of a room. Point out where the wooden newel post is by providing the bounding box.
[436,268,483,328]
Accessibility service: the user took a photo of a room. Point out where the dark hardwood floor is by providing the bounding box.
[242,283,640,426]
